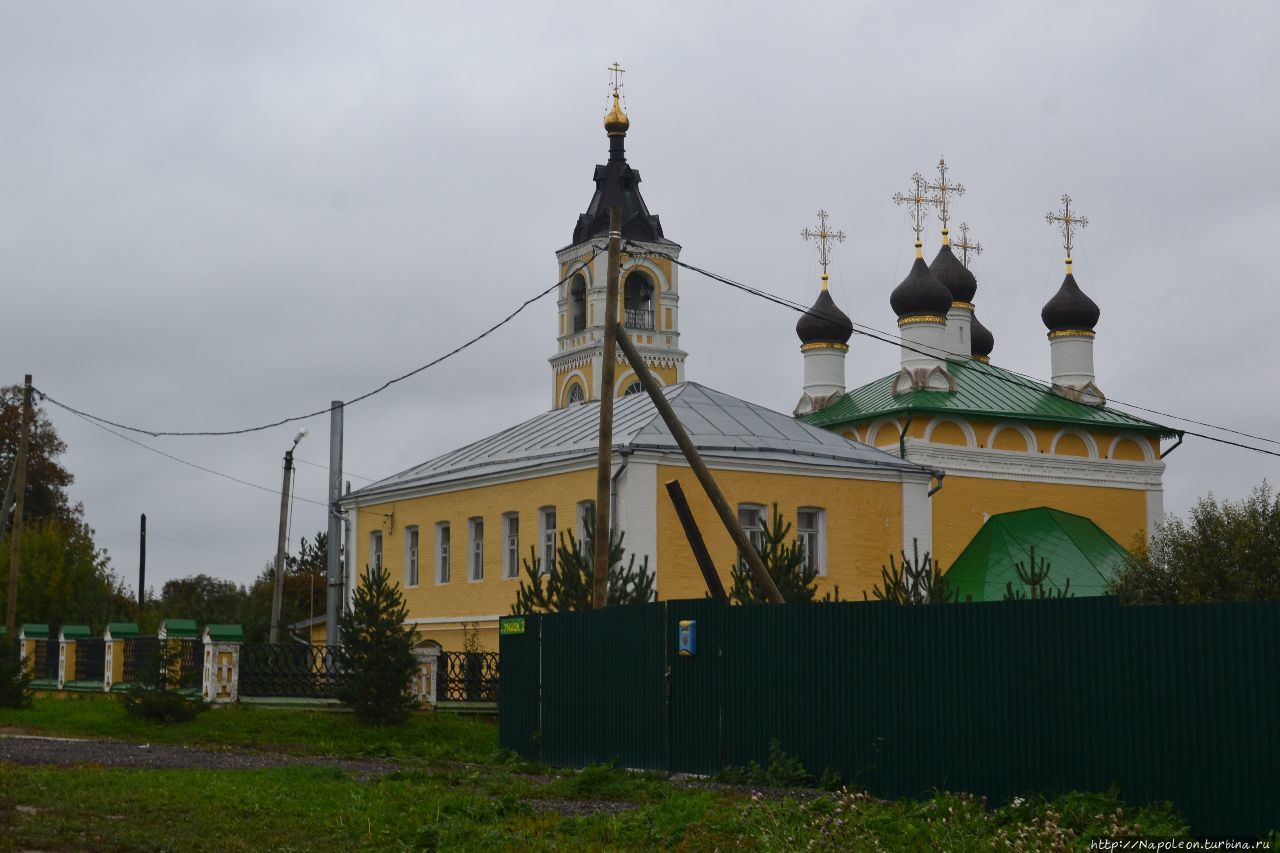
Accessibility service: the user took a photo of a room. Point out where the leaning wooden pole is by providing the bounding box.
[665,479,730,605]
[5,375,33,637]
[592,205,623,609]
[615,330,784,603]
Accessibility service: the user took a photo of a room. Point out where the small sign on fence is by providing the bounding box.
[499,617,526,636]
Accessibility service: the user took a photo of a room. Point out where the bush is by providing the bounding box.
[336,566,418,726]
[0,638,33,709]
[120,639,205,723]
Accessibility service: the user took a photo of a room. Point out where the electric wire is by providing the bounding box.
[31,248,602,438]
[623,241,1280,457]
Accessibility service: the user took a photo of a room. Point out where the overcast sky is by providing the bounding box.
[2,1,1277,593]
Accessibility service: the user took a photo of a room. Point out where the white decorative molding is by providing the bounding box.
[1146,488,1165,543]
[405,614,503,626]
[1107,433,1156,463]
[987,421,1038,453]
[902,477,933,559]
[865,417,903,449]
[924,416,977,448]
[1049,427,1100,459]
[903,440,1165,490]
[616,457,659,586]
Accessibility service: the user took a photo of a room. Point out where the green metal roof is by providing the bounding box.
[944,507,1132,602]
[19,624,49,639]
[801,359,1179,437]
[60,625,92,640]
[204,624,244,642]
[160,619,198,638]
[106,622,140,639]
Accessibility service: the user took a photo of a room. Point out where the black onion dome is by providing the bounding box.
[1041,273,1100,332]
[890,257,953,319]
[970,311,994,358]
[929,244,977,303]
[796,289,854,345]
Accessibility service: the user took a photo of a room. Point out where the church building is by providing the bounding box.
[338,82,1180,650]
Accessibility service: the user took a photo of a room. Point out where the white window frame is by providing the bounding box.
[797,508,826,576]
[435,522,450,584]
[502,512,520,579]
[737,503,767,569]
[469,517,484,581]
[576,500,596,554]
[538,506,556,576]
[404,526,419,587]
[369,531,383,579]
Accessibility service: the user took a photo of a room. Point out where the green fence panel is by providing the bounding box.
[498,614,541,757]
[504,597,1280,837]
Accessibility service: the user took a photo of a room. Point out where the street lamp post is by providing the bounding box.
[269,428,307,644]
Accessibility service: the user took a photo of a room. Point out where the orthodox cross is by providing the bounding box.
[1046,193,1088,263]
[954,222,983,267]
[925,156,966,243]
[892,172,938,254]
[608,62,625,96]
[801,209,846,284]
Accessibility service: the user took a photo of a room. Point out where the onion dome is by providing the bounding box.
[929,243,977,304]
[890,257,953,320]
[796,288,854,346]
[970,311,994,360]
[1041,271,1100,332]
[604,92,630,136]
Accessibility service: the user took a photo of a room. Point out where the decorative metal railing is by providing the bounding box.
[122,637,160,684]
[176,639,204,690]
[33,639,59,681]
[75,638,106,683]
[436,651,499,702]
[624,308,655,330]
[239,643,346,698]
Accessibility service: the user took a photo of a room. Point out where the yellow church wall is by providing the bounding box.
[991,427,1029,452]
[655,465,903,602]
[354,467,598,652]
[930,475,1148,566]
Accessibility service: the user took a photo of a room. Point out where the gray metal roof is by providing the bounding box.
[347,382,933,501]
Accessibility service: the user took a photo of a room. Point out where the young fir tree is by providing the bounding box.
[336,566,419,725]
[120,637,205,723]
[868,539,957,605]
[511,527,654,614]
[1004,545,1072,600]
[0,639,33,709]
[728,504,820,605]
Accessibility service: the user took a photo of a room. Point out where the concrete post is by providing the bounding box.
[412,644,441,709]
[201,625,244,705]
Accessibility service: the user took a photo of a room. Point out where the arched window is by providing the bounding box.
[566,383,585,405]
[570,275,587,333]
[623,271,655,330]
[622,381,643,396]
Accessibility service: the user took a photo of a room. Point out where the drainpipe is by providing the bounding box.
[898,414,913,460]
[1159,433,1184,459]
[927,470,946,497]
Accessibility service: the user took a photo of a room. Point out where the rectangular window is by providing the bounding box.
[469,517,484,581]
[797,508,825,576]
[577,500,596,553]
[539,507,556,575]
[503,513,520,579]
[436,523,450,584]
[405,526,419,587]
[737,504,766,570]
[369,531,383,579]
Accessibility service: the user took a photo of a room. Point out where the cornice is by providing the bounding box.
[902,440,1165,490]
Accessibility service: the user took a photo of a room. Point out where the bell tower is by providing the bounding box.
[550,71,686,409]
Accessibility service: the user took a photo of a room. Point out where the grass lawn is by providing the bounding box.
[0,696,1205,851]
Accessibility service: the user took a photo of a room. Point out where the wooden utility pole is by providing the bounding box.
[0,465,15,547]
[592,205,623,608]
[138,513,147,611]
[270,429,306,644]
[614,330,785,603]
[5,375,33,637]
[665,479,729,605]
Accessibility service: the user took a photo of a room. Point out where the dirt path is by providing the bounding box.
[0,733,400,777]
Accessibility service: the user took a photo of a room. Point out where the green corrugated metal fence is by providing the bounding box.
[499,597,1279,838]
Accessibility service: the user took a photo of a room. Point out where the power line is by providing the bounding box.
[624,241,1280,460]
[32,248,601,439]
[294,457,375,482]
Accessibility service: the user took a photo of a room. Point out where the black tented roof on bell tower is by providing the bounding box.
[570,137,674,246]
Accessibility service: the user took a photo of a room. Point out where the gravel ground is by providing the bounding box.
[0,734,399,778]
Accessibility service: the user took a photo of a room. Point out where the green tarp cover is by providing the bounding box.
[944,507,1132,602]
[60,625,92,639]
[161,619,198,638]
[19,624,49,639]
[106,622,140,639]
